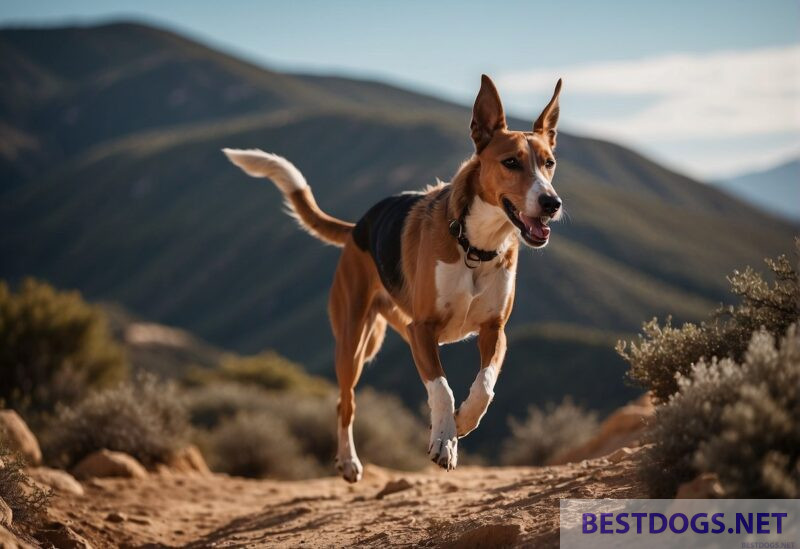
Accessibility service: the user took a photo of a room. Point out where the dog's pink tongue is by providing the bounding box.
[519,213,550,240]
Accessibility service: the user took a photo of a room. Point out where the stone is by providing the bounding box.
[0,411,42,466]
[26,467,84,496]
[376,478,413,499]
[72,450,147,480]
[548,393,654,465]
[0,524,36,549]
[676,473,725,499]
[104,512,126,523]
[34,522,93,549]
[165,445,211,475]
[0,498,11,528]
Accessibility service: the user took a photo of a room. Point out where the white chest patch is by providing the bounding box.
[435,256,515,344]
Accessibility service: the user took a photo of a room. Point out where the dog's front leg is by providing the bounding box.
[456,320,506,437]
[408,320,458,470]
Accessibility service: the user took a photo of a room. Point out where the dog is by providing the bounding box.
[223,75,563,482]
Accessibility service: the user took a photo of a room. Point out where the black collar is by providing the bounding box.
[448,206,500,268]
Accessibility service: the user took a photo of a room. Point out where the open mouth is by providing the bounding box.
[502,198,551,247]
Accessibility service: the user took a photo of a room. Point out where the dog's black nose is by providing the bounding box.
[538,194,562,215]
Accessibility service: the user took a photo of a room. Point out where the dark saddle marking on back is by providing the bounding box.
[352,192,427,295]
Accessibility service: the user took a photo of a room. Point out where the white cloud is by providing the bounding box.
[497,45,800,141]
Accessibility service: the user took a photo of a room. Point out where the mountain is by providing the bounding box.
[715,159,800,221]
[0,22,796,450]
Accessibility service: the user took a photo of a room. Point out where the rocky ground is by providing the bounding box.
[1,396,656,548]
[42,448,645,548]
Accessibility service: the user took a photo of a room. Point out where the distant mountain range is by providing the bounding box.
[0,22,796,452]
[714,158,800,221]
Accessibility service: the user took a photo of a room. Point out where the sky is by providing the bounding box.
[2,0,798,180]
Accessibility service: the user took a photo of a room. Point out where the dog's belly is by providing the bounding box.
[434,259,514,344]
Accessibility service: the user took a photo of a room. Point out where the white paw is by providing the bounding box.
[455,407,480,438]
[336,456,363,483]
[428,419,458,470]
[456,366,497,437]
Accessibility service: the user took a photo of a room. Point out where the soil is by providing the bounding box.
[43,448,646,548]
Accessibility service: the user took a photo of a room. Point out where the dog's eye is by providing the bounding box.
[545,159,556,169]
[501,158,522,170]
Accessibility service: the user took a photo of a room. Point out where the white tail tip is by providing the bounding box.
[222,148,308,194]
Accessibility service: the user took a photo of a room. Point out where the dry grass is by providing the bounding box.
[500,398,599,466]
[0,441,50,528]
[187,382,428,479]
[42,372,190,468]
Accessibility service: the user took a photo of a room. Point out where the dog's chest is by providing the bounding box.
[434,258,514,344]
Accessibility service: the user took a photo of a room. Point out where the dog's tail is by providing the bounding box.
[222,148,353,247]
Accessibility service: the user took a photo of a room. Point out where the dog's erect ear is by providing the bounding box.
[470,74,507,152]
[533,79,562,148]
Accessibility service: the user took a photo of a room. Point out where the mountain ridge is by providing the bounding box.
[714,157,799,222]
[1,21,795,449]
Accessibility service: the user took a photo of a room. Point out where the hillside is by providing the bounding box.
[715,158,800,221]
[0,22,796,448]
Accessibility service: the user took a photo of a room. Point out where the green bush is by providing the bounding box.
[500,398,598,466]
[185,351,332,395]
[0,278,127,414]
[42,373,189,468]
[189,382,429,478]
[618,245,799,402]
[0,441,49,528]
[641,325,799,497]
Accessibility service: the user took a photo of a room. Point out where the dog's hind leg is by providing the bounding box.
[363,312,387,363]
[329,244,377,483]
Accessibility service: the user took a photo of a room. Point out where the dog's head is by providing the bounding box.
[470,75,563,248]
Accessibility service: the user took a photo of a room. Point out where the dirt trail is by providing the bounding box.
[43,447,645,548]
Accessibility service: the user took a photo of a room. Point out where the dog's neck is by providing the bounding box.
[464,196,513,252]
[449,156,514,253]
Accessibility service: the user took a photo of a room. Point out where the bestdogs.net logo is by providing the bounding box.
[560,499,800,549]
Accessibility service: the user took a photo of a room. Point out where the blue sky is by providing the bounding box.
[2,0,798,179]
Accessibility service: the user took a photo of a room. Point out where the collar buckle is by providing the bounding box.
[448,211,500,269]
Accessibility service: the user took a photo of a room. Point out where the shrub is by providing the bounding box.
[641,325,800,497]
[204,412,321,479]
[190,382,429,478]
[618,245,799,402]
[0,278,126,414]
[185,351,332,395]
[355,389,429,470]
[0,441,49,528]
[42,373,189,468]
[183,382,271,429]
[500,398,598,466]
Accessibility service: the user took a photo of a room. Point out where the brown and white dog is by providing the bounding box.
[223,75,563,482]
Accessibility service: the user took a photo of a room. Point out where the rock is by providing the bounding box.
[441,481,459,493]
[606,447,637,464]
[676,473,724,499]
[72,450,147,480]
[376,478,413,499]
[34,522,93,549]
[0,498,11,528]
[0,524,36,549]
[26,467,84,496]
[548,393,654,465]
[105,512,126,523]
[0,411,42,466]
[165,445,211,475]
[153,464,174,477]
